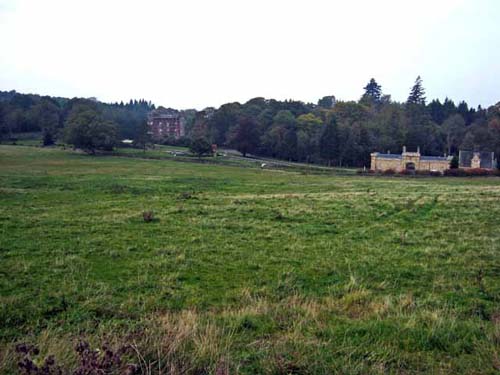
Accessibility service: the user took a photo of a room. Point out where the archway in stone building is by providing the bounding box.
[406,162,416,171]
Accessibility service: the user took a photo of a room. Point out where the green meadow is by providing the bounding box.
[1,145,499,374]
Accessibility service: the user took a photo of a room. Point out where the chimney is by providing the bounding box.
[417,146,420,154]
[402,145,406,153]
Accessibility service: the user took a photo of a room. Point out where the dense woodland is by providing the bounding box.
[1,77,499,167]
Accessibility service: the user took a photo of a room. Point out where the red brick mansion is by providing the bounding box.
[147,107,185,140]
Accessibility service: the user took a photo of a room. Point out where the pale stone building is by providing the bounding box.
[458,150,496,169]
[370,147,451,172]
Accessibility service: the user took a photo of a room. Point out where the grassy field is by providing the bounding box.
[1,145,499,374]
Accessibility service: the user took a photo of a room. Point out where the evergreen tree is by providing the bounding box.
[441,98,457,120]
[428,99,445,124]
[358,125,372,167]
[405,103,433,153]
[361,78,382,103]
[385,109,405,152]
[407,76,426,105]
[456,101,473,124]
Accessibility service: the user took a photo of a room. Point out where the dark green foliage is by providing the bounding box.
[361,78,382,104]
[34,98,60,146]
[206,102,241,145]
[442,114,466,155]
[405,102,433,153]
[456,101,474,125]
[296,113,322,162]
[261,110,298,160]
[229,117,259,157]
[42,131,55,147]
[450,155,459,169]
[442,98,457,121]
[407,76,426,105]
[0,90,153,144]
[133,121,151,152]
[189,137,212,157]
[428,99,445,124]
[317,95,335,108]
[0,88,498,168]
[63,102,118,153]
[319,116,339,166]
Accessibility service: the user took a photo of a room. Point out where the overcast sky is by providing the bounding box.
[0,0,499,109]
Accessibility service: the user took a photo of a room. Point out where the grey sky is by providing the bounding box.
[0,0,499,109]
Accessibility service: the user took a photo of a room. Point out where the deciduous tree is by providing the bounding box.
[64,102,118,153]
[189,137,212,157]
[229,117,259,157]
[319,116,339,166]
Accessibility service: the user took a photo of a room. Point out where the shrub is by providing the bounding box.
[143,211,155,222]
[450,155,459,169]
[382,169,395,175]
[416,170,430,176]
[430,170,443,177]
[467,168,491,176]
[444,168,492,177]
[444,168,466,177]
[356,169,371,175]
[178,191,195,200]
[400,169,414,176]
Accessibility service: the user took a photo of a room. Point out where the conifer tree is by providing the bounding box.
[407,76,426,105]
[361,78,382,103]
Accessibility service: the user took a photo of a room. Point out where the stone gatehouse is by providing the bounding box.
[370,147,451,172]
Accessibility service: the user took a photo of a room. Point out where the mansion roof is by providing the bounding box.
[372,152,449,162]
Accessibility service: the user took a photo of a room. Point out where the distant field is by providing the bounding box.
[1,145,499,374]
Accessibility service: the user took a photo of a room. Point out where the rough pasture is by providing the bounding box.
[1,146,499,374]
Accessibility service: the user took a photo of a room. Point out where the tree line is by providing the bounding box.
[190,77,500,167]
[0,92,154,149]
[1,77,500,167]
